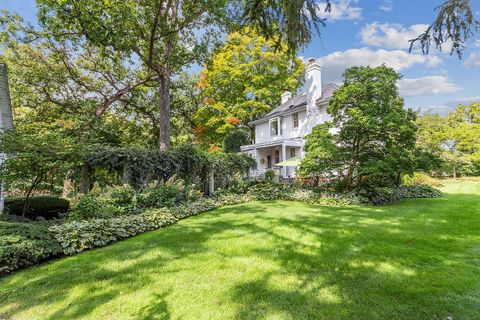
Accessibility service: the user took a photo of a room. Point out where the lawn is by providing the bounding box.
[1,181,479,320]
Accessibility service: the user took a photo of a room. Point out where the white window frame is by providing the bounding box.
[290,148,296,158]
[292,112,299,129]
[269,117,282,137]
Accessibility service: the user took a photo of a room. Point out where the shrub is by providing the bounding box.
[248,182,294,200]
[4,196,69,220]
[50,208,177,255]
[109,184,136,207]
[264,169,276,182]
[354,184,442,205]
[138,177,201,209]
[397,185,442,199]
[354,186,401,205]
[0,221,61,274]
[69,194,106,220]
[403,172,443,187]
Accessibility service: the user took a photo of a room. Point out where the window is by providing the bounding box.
[293,112,299,128]
[290,148,296,158]
[270,117,282,136]
[274,149,280,163]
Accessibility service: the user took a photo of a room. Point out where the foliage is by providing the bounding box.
[402,172,443,187]
[0,130,79,215]
[416,102,480,177]
[4,196,69,220]
[50,208,177,255]
[354,185,442,205]
[299,65,417,190]
[138,177,201,209]
[243,0,331,55]
[69,194,109,220]
[208,151,256,190]
[247,182,294,200]
[264,169,276,182]
[195,29,304,146]
[222,129,251,153]
[409,0,479,58]
[0,221,61,274]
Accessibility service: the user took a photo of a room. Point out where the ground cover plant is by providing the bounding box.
[0,181,478,319]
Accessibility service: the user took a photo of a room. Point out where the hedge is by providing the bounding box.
[4,196,69,220]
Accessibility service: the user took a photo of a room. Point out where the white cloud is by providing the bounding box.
[359,22,429,50]
[464,52,480,67]
[317,47,442,83]
[416,97,480,116]
[398,76,462,97]
[379,0,393,12]
[317,0,362,21]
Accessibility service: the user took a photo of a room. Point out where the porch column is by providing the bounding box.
[281,144,287,178]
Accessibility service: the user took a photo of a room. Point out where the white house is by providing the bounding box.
[240,58,338,178]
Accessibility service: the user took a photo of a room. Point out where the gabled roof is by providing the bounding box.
[250,83,339,125]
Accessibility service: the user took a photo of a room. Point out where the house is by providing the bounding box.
[240,58,338,178]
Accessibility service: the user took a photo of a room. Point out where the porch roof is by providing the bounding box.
[240,138,303,151]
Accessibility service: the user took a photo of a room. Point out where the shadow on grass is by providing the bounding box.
[0,191,479,319]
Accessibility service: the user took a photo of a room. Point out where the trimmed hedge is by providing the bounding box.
[0,221,61,274]
[4,196,69,220]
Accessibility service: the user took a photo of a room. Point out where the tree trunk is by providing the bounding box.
[62,170,74,198]
[79,163,92,194]
[23,176,43,217]
[345,166,354,191]
[158,73,171,151]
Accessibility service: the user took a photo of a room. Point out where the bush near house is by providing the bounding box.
[4,196,69,220]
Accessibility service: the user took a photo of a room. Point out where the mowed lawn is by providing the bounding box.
[1,182,479,320]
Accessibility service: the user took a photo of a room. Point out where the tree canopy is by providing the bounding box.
[195,29,304,147]
[416,102,480,177]
[299,65,417,190]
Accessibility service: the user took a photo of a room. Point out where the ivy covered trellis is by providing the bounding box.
[82,144,256,193]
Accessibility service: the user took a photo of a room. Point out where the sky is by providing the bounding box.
[1,0,479,115]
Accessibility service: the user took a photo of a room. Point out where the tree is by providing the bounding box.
[410,0,479,58]
[34,0,331,150]
[416,102,480,177]
[222,129,251,153]
[299,65,417,190]
[0,130,80,216]
[195,29,304,147]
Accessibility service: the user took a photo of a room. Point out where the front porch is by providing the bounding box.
[241,139,303,178]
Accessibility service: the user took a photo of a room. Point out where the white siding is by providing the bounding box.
[254,109,309,144]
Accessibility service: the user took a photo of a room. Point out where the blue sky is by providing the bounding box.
[2,0,479,115]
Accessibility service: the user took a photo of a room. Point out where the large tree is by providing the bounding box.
[416,102,480,177]
[299,65,417,190]
[195,29,304,147]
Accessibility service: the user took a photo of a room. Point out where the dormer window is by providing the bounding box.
[269,117,282,136]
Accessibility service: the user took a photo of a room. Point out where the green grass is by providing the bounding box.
[1,181,479,320]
